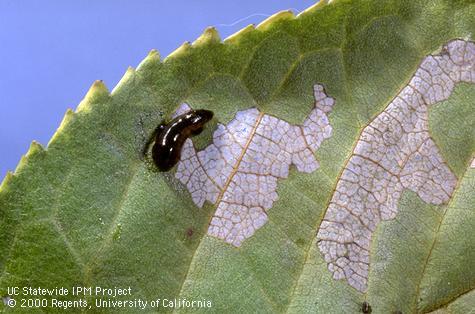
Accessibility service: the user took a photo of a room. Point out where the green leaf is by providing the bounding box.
[1,1,474,313]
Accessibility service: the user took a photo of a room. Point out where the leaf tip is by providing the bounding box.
[256,10,294,30]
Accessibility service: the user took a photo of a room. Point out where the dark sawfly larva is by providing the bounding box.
[144,109,214,171]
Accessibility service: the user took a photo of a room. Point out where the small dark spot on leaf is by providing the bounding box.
[393,310,402,314]
[112,223,122,241]
[361,301,372,313]
[186,228,194,238]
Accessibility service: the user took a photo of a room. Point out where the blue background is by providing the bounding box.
[0,0,317,179]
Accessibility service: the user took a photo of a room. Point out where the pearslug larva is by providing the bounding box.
[146,109,214,171]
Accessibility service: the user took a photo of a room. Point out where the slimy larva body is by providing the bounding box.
[150,109,213,171]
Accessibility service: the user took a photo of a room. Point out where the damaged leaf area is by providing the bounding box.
[1,1,474,313]
[175,85,333,247]
[317,39,475,292]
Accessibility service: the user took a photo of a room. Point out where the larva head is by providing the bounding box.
[185,109,213,135]
[191,109,213,124]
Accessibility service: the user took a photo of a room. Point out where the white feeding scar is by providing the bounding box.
[317,39,475,292]
[175,84,334,247]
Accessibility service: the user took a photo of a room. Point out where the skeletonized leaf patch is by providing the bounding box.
[175,84,334,247]
[317,39,475,292]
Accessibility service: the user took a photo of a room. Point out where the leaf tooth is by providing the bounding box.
[136,49,161,73]
[297,0,330,17]
[15,141,45,174]
[164,41,191,62]
[147,49,160,60]
[7,141,46,177]
[26,140,45,157]
[223,24,255,44]
[111,66,136,95]
[76,80,111,112]
[126,66,135,74]
[193,27,221,46]
[47,108,75,147]
[13,141,47,176]
[0,171,14,191]
[256,10,295,31]
[14,154,30,175]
